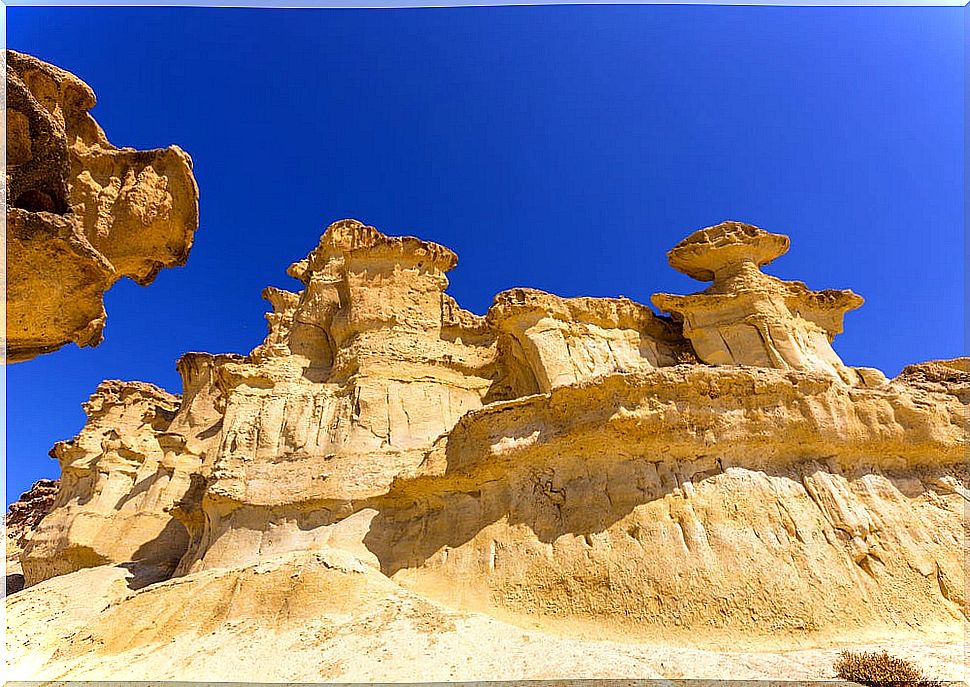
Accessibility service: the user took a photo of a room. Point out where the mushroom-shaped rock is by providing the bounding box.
[5,50,199,363]
[667,221,790,282]
[652,221,863,383]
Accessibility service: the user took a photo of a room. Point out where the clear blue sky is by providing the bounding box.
[6,5,964,504]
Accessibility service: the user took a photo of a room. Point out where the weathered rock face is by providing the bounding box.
[652,221,865,383]
[5,50,199,363]
[161,220,701,575]
[5,479,59,594]
[173,220,502,573]
[20,382,194,588]
[368,367,966,640]
[895,357,970,402]
[9,219,967,679]
[488,288,695,393]
[6,480,59,549]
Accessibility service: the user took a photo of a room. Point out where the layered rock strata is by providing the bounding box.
[20,382,193,587]
[370,366,966,639]
[9,220,967,675]
[5,479,59,594]
[488,288,695,392]
[5,50,199,362]
[652,221,866,383]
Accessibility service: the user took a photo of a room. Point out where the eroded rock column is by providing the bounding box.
[652,221,864,383]
[20,382,195,587]
[176,220,508,573]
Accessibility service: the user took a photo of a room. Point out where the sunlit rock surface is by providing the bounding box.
[19,382,194,588]
[5,479,59,594]
[5,50,198,362]
[8,220,966,682]
[653,221,865,383]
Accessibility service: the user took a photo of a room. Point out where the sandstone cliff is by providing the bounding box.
[5,50,199,362]
[8,220,967,681]
[19,381,193,587]
[4,479,58,594]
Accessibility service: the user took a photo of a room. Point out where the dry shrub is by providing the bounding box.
[834,650,944,687]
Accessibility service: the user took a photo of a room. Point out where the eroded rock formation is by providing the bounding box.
[8,219,967,681]
[370,367,966,638]
[653,221,866,384]
[488,288,695,392]
[5,50,199,362]
[20,382,195,587]
[5,479,59,594]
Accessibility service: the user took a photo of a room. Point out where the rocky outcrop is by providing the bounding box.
[172,220,509,573]
[5,479,59,594]
[652,222,865,383]
[9,219,966,680]
[20,382,193,588]
[5,50,199,363]
[488,288,695,393]
[367,366,966,639]
[896,357,970,402]
[5,480,59,548]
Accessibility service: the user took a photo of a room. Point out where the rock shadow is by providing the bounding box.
[363,440,967,580]
[121,518,191,590]
[5,573,26,596]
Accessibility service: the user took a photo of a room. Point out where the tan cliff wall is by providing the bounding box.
[20,382,194,587]
[364,365,967,640]
[12,219,967,646]
[5,50,199,362]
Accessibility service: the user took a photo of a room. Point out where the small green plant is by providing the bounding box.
[834,650,944,687]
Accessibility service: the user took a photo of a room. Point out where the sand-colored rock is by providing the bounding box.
[19,381,194,588]
[4,479,59,594]
[170,220,509,574]
[488,287,695,392]
[368,367,966,641]
[5,549,965,682]
[652,221,864,383]
[5,50,199,362]
[8,219,966,681]
[896,357,970,401]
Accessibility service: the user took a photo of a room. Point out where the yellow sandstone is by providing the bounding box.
[7,219,966,681]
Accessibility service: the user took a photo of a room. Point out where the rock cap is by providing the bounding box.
[288,219,458,283]
[668,221,790,281]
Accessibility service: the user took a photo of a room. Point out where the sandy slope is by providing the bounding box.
[7,549,966,682]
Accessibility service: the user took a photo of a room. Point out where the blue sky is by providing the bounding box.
[5,5,964,504]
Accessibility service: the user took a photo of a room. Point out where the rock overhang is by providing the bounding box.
[5,50,200,363]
